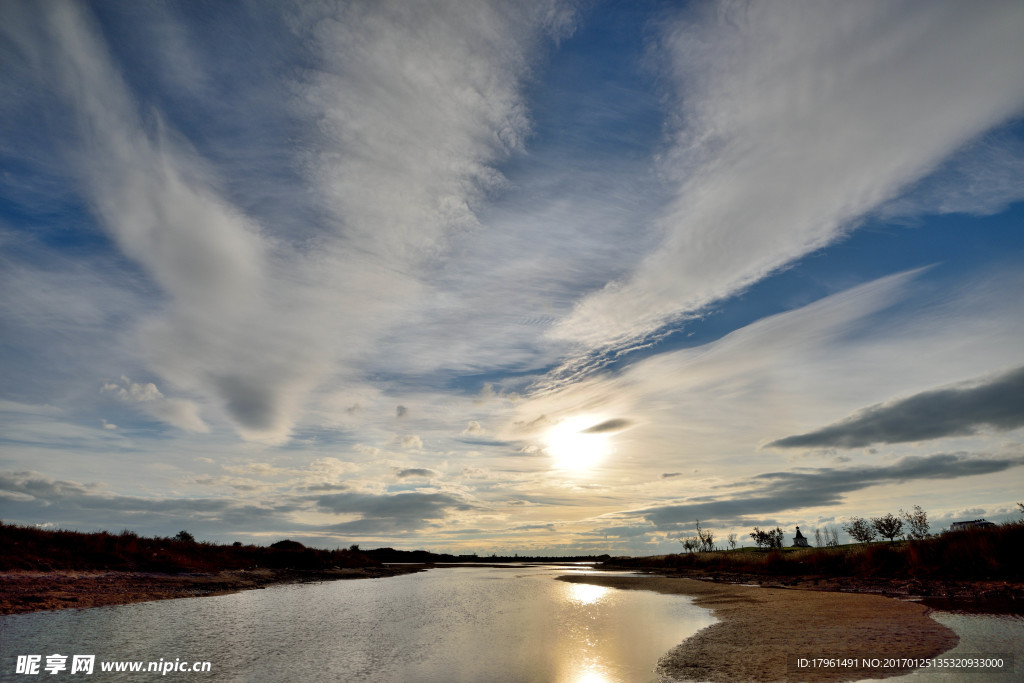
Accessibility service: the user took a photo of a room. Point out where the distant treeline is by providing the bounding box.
[362,547,612,564]
[606,520,1024,581]
[0,522,378,573]
[0,522,613,573]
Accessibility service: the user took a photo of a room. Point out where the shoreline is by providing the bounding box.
[559,574,961,682]
[0,565,424,616]
[601,566,1024,613]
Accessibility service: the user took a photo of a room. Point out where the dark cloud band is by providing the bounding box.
[767,365,1024,449]
[633,451,1022,527]
[581,418,633,434]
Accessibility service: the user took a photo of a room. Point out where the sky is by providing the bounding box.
[2,0,1023,555]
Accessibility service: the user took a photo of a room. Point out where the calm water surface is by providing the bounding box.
[5,568,1019,681]
[876,610,1023,683]
[0,566,715,682]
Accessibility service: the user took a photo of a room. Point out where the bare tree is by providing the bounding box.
[814,528,823,548]
[695,520,716,552]
[727,533,737,550]
[843,517,876,544]
[871,513,903,543]
[900,505,930,540]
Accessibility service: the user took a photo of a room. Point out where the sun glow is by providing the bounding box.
[545,416,613,471]
[567,582,610,605]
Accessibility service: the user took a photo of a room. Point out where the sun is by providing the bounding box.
[544,416,613,471]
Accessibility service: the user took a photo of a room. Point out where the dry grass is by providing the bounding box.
[0,521,375,573]
[612,522,1024,580]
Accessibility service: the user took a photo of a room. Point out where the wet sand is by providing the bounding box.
[0,566,421,616]
[559,574,959,682]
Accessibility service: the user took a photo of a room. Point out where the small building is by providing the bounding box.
[949,519,995,532]
[792,526,810,548]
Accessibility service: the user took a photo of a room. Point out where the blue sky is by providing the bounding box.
[2,0,1023,554]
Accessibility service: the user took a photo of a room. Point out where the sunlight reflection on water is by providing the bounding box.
[567,581,611,606]
[0,566,715,682]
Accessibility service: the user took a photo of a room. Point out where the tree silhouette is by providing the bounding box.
[871,513,903,543]
[843,517,876,544]
[900,505,930,540]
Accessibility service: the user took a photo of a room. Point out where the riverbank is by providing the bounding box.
[0,565,423,616]
[559,574,960,682]
[618,566,1024,612]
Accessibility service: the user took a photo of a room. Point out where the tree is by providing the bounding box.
[174,530,195,543]
[900,505,930,540]
[750,526,784,549]
[843,517,876,544]
[871,513,903,543]
[814,528,823,548]
[826,526,840,547]
[727,533,737,551]
[695,519,716,552]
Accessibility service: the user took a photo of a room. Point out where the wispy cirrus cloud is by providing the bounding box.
[554,0,1024,355]
[2,1,576,443]
[1,1,1023,552]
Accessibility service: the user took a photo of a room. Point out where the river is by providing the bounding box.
[2,566,1020,681]
[0,565,714,682]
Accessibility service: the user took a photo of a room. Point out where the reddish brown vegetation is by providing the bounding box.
[0,522,379,573]
[609,521,1024,581]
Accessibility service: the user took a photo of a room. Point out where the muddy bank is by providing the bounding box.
[0,565,423,616]
[559,574,959,682]
[616,566,1024,611]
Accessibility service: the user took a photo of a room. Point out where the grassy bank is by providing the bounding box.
[0,521,378,573]
[607,521,1024,581]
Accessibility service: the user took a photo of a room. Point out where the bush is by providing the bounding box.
[174,530,196,543]
[0,521,380,573]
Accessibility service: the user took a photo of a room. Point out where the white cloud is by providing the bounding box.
[399,435,424,451]
[509,267,1024,489]
[462,421,486,436]
[10,1,575,444]
[877,132,1024,219]
[103,376,208,434]
[554,0,1024,352]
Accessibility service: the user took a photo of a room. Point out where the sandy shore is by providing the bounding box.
[559,574,959,682]
[0,566,422,616]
